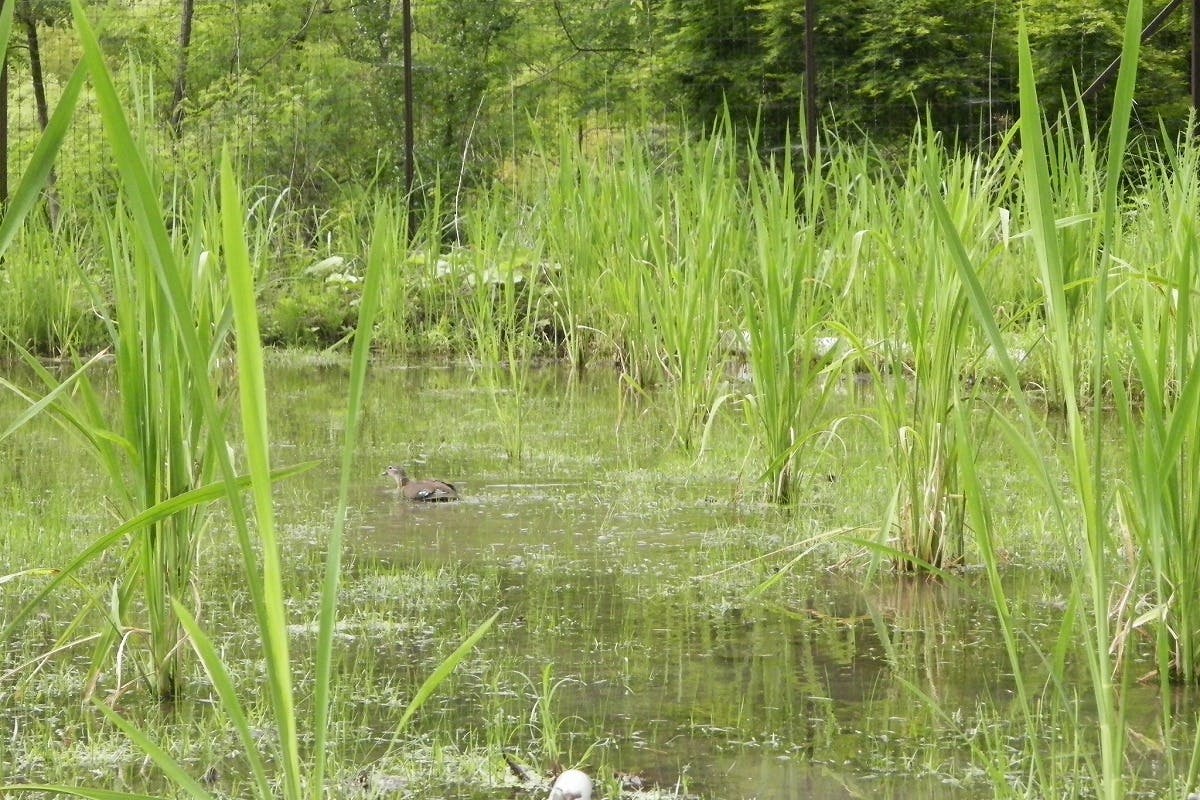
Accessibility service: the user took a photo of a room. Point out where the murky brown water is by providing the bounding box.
[1,360,1188,799]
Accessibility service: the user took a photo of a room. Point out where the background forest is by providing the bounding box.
[2,0,1196,356]
[2,0,1193,213]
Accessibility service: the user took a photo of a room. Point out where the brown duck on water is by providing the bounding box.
[382,465,460,502]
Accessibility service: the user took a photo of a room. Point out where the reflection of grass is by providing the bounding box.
[2,359,1191,797]
[933,6,1151,799]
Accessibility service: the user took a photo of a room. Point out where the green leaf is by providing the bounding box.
[394,611,500,734]
[0,61,84,257]
[93,703,216,800]
[219,148,303,799]
[173,601,273,798]
[312,200,393,791]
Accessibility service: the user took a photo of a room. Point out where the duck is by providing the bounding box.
[548,770,592,800]
[382,465,460,502]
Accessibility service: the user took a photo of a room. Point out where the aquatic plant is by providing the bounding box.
[1112,133,1200,687]
[863,130,1018,570]
[536,123,741,451]
[0,216,105,356]
[535,131,662,385]
[0,11,232,701]
[643,127,745,452]
[460,182,546,461]
[738,138,841,504]
[533,126,609,372]
[936,6,1144,798]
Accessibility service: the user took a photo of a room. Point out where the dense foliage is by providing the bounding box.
[0,0,1192,210]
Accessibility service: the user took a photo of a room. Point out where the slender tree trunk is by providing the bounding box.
[804,0,817,163]
[24,13,59,226]
[402,0,416,241]
[169,0,196,137]
[0,56,8,213]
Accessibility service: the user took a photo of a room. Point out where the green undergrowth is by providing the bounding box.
[0,114,1190,381]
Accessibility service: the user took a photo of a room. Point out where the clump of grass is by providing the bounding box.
[550,134,664,386]
[858,129,1015,570]
[937,5,1144,798]
[460,182,547,461]
[0,217,106,356]
[0,8,234,700]
[5,8,499,800]
[738,138,841,504]
[643,127,745,451]
[1112,131,1200,687]
[534,125,741,452]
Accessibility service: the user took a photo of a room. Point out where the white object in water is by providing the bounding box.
[549,769,592,800]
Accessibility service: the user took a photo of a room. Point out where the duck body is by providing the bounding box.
[383,465,460,502]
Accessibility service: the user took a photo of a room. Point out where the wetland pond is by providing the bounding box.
[0,360,1189,799]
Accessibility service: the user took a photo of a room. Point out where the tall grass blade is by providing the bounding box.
[393,610,501,735]
[0,63,84,255]
[0,349,108,440]
[91,703,215,800]
[0,0,15,70]
[310,200,394,792]
[219,149,302,799]
[173,601,273,797]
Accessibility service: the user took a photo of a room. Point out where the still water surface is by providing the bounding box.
[265,362,1175,800]
[1,360,1186,799]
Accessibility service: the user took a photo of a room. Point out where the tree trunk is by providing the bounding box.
[24,12,59,227]
[169,0,196,137]
[0,56,8,214]
[402,0,416,241]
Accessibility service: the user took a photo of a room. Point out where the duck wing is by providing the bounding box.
[411,480,459,501]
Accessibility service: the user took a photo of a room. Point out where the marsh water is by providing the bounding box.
[0,360,1189,799]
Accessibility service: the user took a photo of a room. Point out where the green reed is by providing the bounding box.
[531,126,609,372]
[859,131,1016,569]
[460,182,545,461]
[1112,132,1200,690]
[5,5,497,800]
[373,187,450,354]
[934,5,1143,797]
[644,129,745,451]
[0,215,105,356]
[568,136,664,387]
[549,129,692,377]
[738,140,841,504]
[0,17,230,700]
[536,125,745,450]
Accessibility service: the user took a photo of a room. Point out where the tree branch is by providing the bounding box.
[552,0,640,56]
